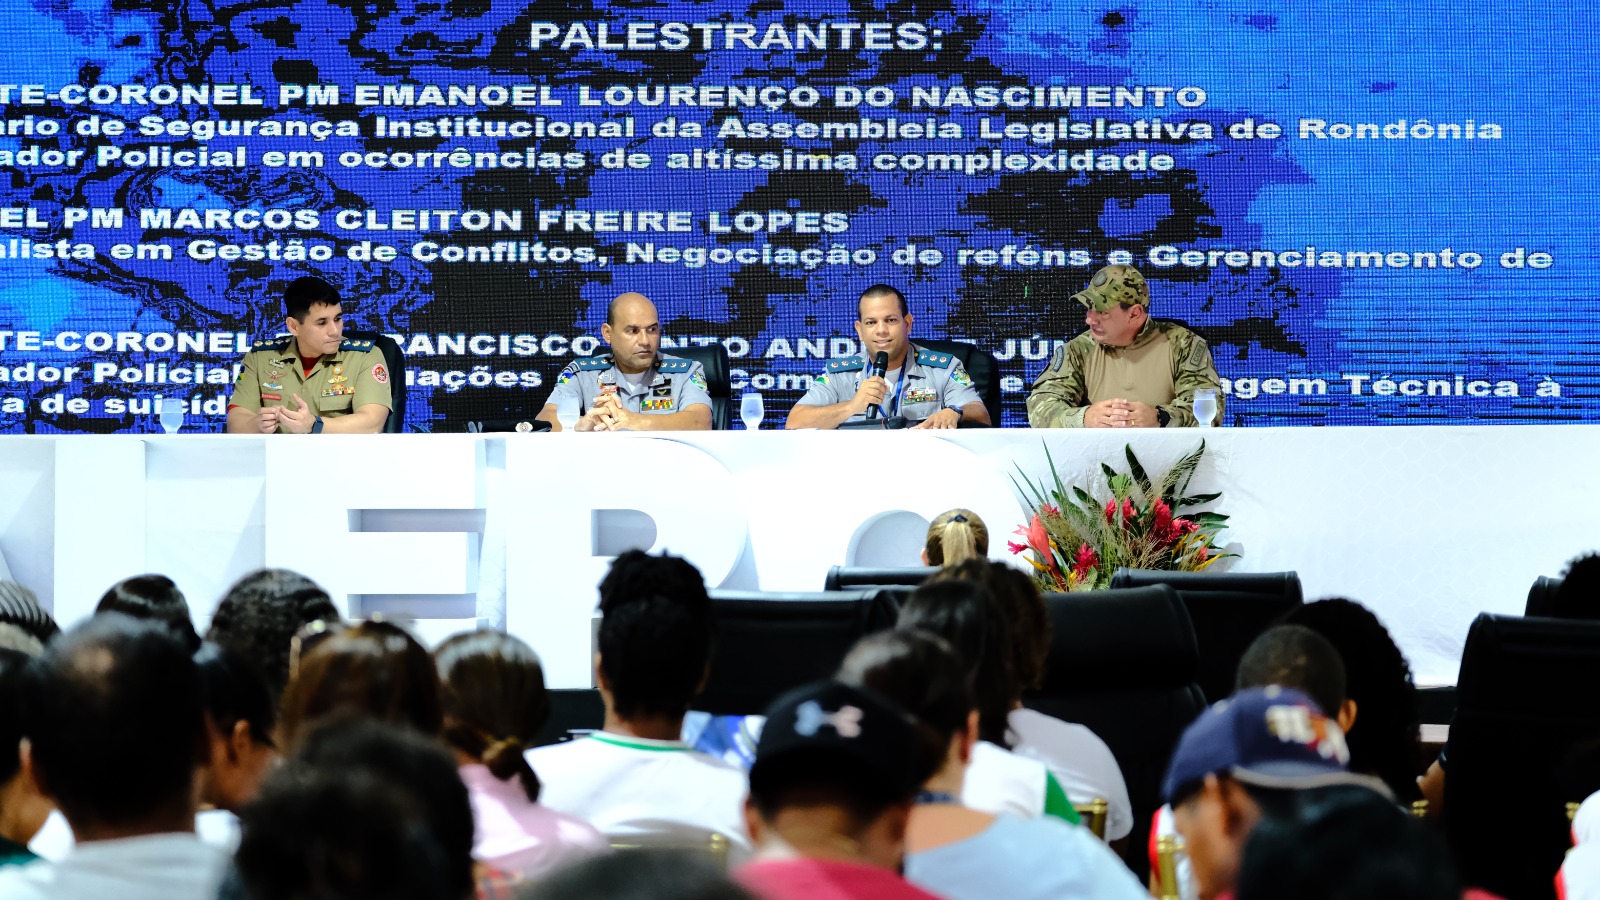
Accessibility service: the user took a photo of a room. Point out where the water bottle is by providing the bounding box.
[1193,389,1218,428]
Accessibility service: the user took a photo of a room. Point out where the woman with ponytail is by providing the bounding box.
[435,630,608,881]
[922,509,988,567]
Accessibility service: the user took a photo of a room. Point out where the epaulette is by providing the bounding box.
[574,355,614,372]
[916,347,956,369]
[251,336,292,352]
[339,337,375,352]
[826,355,866,374]
[656,358,692,374]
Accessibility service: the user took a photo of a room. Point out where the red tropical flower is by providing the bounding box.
[1151,499,1178,545]
[1104,498,1117,524]
[1121,498,1136,524]
[1007,540,1028,555]
[1071,542,1099,580]
[1041,502,1061,517]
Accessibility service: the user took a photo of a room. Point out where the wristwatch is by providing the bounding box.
[1156,408,1171,428]
[310,416,325,434]
[945,405,963,423]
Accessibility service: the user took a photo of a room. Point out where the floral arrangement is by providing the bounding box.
[1009,441,1235,592]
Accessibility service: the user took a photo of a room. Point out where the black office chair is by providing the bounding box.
[915,338,1000,427]
[344,329,406,432]
[1023,585,1206,874]
[1110,568,1304,605]
[1106,569,1303,703]
[823,566,936,592]
[1525,575,1563,617]
[694,589,904,716]
[1443,613,1600,900]
[667,343,733,430]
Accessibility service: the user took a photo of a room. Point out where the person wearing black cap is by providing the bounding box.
[1161,685,1391,900]
[737,680,940,900]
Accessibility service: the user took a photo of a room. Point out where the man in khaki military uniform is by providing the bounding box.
[1027,265,1223,428]
[225,276,392,434]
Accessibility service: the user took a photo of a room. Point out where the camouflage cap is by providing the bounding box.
[1072,265,1150,312]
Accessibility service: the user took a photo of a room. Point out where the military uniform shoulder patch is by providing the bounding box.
[574,355,614,372]
[915,347,956,369]
[825,355,866,374]
[339,338,375,352]
[656,357,692,374]
[252,336,292,352]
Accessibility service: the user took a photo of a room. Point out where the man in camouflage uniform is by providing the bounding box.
[1027,265,1223,428]
[536,292,712,432]
[786,284,990,429]
[226,276,392,434]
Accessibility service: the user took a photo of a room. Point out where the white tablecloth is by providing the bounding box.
[2,426,1592,687]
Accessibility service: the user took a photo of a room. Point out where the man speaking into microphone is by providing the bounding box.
[785,284,990,430]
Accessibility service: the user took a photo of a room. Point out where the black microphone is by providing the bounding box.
[865,350,889,420]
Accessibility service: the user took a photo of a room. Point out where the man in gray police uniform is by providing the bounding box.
[786,284,990,429]
[536,292,713,432]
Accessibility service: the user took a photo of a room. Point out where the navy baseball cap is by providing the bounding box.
[751,680,922,800]
[1162,685,1392,804]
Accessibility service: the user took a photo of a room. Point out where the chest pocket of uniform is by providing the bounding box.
[320,392,354,412]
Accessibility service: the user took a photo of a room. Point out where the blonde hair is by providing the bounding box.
[925,508,988,566]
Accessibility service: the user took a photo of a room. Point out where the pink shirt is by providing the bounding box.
[738,857,942,900]
[459,763,609,880]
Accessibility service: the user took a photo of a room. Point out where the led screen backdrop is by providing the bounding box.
[0,0,1591,431]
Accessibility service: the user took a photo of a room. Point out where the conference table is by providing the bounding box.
[1,425,1591,688]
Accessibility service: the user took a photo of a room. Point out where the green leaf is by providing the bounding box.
[1125,444,1154,499]
[1175,491,1223,509]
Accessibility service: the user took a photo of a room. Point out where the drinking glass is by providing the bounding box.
[1193,389,1219,428]
[740,393,764,430]
[158,397,185,434]
[555,396,581,430]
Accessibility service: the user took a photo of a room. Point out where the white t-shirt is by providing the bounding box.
[30,809,241,860]
[0,832,228,900]
[526,732,752,862]
[962,740,1051,819]
[1148,804,1197,900]
[1007,708,1134,841]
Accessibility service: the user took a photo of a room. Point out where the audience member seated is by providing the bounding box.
[0,629,49,868]
[193,642,279,849]
[896,579,1079,824]
[290,719,479,899]
[276,618,444,749]
[519,848,756,900]
[839,630,1147,900]
[921,509,987,567]
[931,560,1133,842]
[95,574,201,652]
[737,680,939,900]
[229,722,468,900]
[1552,553,1600,619]
[1146,623,1357,900]
[205,568,340,704]
[1282,598,1425,803]
[1162,685,1389,900]
[1235,625,1354,732]
[1560,790,1600,900]
[526,551,751,858]
[0,582,58,645]
[0,614,227,899]
[435,629,608,881]
[1235,783,1459,900]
